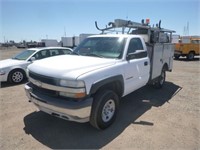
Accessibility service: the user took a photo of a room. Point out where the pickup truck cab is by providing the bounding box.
[25,19,175,129]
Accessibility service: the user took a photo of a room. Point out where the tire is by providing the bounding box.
[187,52,194,60]
[153,68,166,89]
[90,90,119,130]
[174,55,180,60]
[8,69,25,84]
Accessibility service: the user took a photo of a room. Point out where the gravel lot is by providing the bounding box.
[0,47,199,149]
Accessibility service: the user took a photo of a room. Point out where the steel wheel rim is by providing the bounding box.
[12,71,23,82]
[102,99,115,122]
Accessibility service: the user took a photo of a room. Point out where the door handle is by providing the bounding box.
[144,61,148,66]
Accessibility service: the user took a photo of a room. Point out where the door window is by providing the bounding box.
[127,38,144,54]
[127,38,146,59]
[34,50,49,60]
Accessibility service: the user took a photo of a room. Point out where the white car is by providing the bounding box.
[0,47,72,84]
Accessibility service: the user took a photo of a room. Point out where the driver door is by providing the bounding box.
[124,38,150,95]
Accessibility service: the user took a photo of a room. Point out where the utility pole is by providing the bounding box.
[64,26,66,37]
[187,21,189,35]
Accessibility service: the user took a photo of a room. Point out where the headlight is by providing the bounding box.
[59,79,86,98]
[0,70,6,75]
[60,79,85,88]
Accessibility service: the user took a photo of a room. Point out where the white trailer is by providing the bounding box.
[61,36,79,48]
[172,35,180,43]
[181,36,191,43]
[41,39,58,47]
[61,37,73,47]
[74,36,80,47]
[79,34,95,43]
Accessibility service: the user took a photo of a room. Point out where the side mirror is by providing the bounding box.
[126,50,147,60]
[30,57,36,62]
[126,52,135,60]
[126,50,140,60]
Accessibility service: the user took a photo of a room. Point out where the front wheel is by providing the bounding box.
[90,90,119,130]
[8,69,25,84]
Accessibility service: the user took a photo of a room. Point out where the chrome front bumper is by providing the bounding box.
[24,83,93,123]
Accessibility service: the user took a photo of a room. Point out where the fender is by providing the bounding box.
[89,75,124,97]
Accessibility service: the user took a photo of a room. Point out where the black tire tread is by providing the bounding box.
[90,90,119,130]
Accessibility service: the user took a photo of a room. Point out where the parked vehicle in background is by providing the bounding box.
[61,34,95,48]
[16,43,27,48]
[25,19,175,129]
[41,39,59,47]
[61,36,79,48]
[174,36,200,60]
[0,47,72,84]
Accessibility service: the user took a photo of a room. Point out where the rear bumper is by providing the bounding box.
[24,83,93,123]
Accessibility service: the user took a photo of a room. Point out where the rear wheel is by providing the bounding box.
[153,68,166,89]
[187,52,194,60]
[8,69,25,84]
[90,90,119,130]
[174,55,180,60]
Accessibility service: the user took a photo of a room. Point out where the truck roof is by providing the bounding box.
[88,34,143,38]
[27,47,71,52]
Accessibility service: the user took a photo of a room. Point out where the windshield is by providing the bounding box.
[74,37,127,59]
[12,50,36,60]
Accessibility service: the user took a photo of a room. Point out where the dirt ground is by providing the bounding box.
[0,47,199,150]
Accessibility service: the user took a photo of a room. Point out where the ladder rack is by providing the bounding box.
[95,19,175,43]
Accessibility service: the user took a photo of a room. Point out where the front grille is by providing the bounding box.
[28,71,59,97]
[29,82,58,97]
[29,71,58,85]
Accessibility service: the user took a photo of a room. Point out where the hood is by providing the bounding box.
[28,55,117,79]
[0,59,26,68]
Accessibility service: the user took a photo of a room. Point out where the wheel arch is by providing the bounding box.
[8,67,27,82]
[89,75,124,98]
[189,50,195,54]
[163,63,169,71]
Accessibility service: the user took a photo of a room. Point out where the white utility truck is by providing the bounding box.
[25,19,175,129]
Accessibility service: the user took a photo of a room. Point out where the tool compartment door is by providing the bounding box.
[163,43,174,71]
[151,43,174,80]
[151,43,163,80]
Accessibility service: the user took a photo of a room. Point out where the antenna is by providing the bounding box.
[183,21,189,35]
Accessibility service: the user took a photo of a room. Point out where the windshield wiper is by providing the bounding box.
[86,53,104,58]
